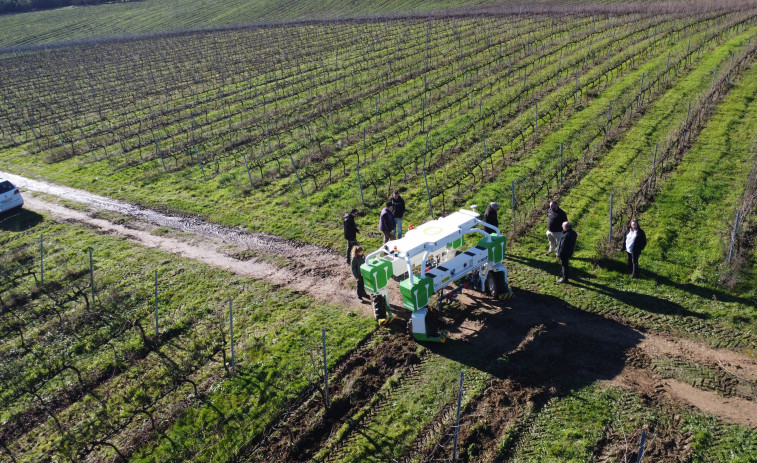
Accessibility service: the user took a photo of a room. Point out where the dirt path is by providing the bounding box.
[5,171,757,430]
[2,170,371,317]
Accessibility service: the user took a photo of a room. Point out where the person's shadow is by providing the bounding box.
[0,208,43,232]
[573,255,756,307]
[508,253,703,318]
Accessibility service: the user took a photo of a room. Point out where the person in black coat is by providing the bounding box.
[483,202,499,234]
[343,208,360,265]
[390,190,406,239]
[557,221,577,283]
[622,218,647,278]
[546,201,568,256]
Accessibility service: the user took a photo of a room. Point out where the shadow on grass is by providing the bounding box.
[576,255,756,307]
[431,288,641,386]
[0,208,43,232]
[508,253,704,319]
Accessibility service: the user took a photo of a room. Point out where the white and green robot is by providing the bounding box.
[360,207,513,342]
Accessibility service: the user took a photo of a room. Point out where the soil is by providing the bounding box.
[5,172,757,461]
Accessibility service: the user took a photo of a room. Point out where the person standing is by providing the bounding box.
[343,208,360,265]
[483,202,499,234]
[390,190,406,239]
[351,246,370,302]
[557,221,577,284]
[546,201,568,256]
[622,218,647,278]
[379,202,395,243]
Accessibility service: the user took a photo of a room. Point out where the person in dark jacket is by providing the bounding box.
[557,221,577,283]
[546,201,568,256]
[343,208,360,265]
[351,246,369,302]
[379,202,395,243]
[483,202,499,234]
[622,218,647,278]
[390,190,406,239]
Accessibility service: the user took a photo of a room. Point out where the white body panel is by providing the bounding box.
[0,179,23,213]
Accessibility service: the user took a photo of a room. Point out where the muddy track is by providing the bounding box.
[4,171,757,458]
[0,171,372,318]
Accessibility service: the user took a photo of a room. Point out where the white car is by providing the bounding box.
[0,178,24,213]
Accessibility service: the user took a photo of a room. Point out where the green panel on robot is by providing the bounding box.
[448,236,464,249]
[360,258,393,293]
[477,234,506,262]
[399,275,434,311]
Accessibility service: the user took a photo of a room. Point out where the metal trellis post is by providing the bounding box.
[452,371,465,461]
[155,270,159,335]
[636,429,647,463]
[229,298,235,372]
[89,247,95,309]
[322,328,329,408]
[40,234,44,286]
[609,194,614,242]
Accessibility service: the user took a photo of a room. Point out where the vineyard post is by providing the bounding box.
[117,133,126,155]
[683,102,691,145]
[650,144,658,194]
[636,429,647,463]
[452,371,465,461]
[639,73,645,107]
[194,146,206,180]
[609,195,614,243]
[242,151,253,187]
[154,270,159,335]
[322,328,329,408]
[728,211,741,264]
[39,234,44,286]
[606,101,613,136]
[535,101,538,131]
[79,128,92,154]
[423,132,433,217]
[666,52,670,78]
[560,142,565,185]
[289,153,304,196]
[155,141,166,171]
[356,158,365,207]
[266,120,272,153]
[511,180,516,225]
[229,298,235,373]
[89,247,95,309]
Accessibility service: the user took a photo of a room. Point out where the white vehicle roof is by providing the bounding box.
[383,209,485,258]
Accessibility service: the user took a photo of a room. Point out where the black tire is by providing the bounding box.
[486,271,507,299]
[372,294,387,320]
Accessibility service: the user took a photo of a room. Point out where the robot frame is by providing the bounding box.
[360,207,513,342]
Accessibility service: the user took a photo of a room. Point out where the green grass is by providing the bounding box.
[490,27,757,348]
[0,212,375,461]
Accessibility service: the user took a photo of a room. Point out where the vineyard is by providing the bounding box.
[2,0,757,461]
